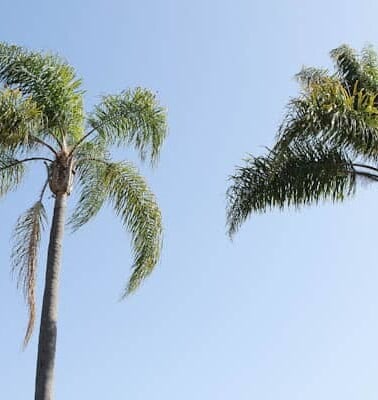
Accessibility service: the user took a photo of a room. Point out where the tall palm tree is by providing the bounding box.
[227,45,378,236]
[0,43,167,400]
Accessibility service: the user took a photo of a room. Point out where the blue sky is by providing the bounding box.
[1,1,378,399]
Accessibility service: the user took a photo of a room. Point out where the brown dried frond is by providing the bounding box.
[11,201,46,347]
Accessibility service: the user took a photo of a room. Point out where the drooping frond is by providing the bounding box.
[0,43,84,142]
[87,88,167,163]
[70,159,163,295]
[0,151,26,197]
[275,78,378,159]
[11,200,47,347]
[226,142,357,236]
[103,162,163,294]
[68,141,109,230]
[69,164,107,231]
[69,162,107,231]
[0,89,42,152]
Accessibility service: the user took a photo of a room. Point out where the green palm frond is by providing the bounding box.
[0,151,26,197]
[0,43,84,142]
[70,159,162,295]
[275,79,378,159]
[0,89,42,152]
[103,162,162,295]
[74,139,109,161]
[68,141,110,229]
[330,44,378,93]
[87,88,167,163]
[69,161,108,231]
[11,200,47,347]
[295,67,330,91]
[361,45,378,84]
[226,142,357,237]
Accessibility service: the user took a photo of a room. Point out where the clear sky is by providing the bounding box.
[1,1,378,399]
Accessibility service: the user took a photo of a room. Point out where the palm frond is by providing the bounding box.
[74,139,109,161]
[70,159,163,295]
[330,44,378,93]
[295,67,330,91]
[11,200,47,347]
[0,151,26,197]
[103,162,163,295]
[87,88,167,164]
[226,142,357,237]
[361,45,378,85]
[69,162,107,231]
[0,89,42,152]
[68,141,110,230]
[0,42,84,142]
[275,79,378,159]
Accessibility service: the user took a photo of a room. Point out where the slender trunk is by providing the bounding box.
[34,193,67,400]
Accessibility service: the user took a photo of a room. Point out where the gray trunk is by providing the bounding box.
[34,193,67,400]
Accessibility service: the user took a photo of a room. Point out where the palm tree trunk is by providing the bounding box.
[34,193,67,400]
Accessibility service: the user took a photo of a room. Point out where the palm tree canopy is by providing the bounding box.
[227,44,378,236]
[0,43,167,345]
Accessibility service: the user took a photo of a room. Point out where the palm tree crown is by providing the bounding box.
[0,43,167,346]
[227,44,378,236]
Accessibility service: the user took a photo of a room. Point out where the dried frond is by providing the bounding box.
[11,201,47,347]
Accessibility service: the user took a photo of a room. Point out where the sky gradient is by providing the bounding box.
[1,1,378,399]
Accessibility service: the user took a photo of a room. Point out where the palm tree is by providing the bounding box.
[227,44,378,236]
[0,43,167,400]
